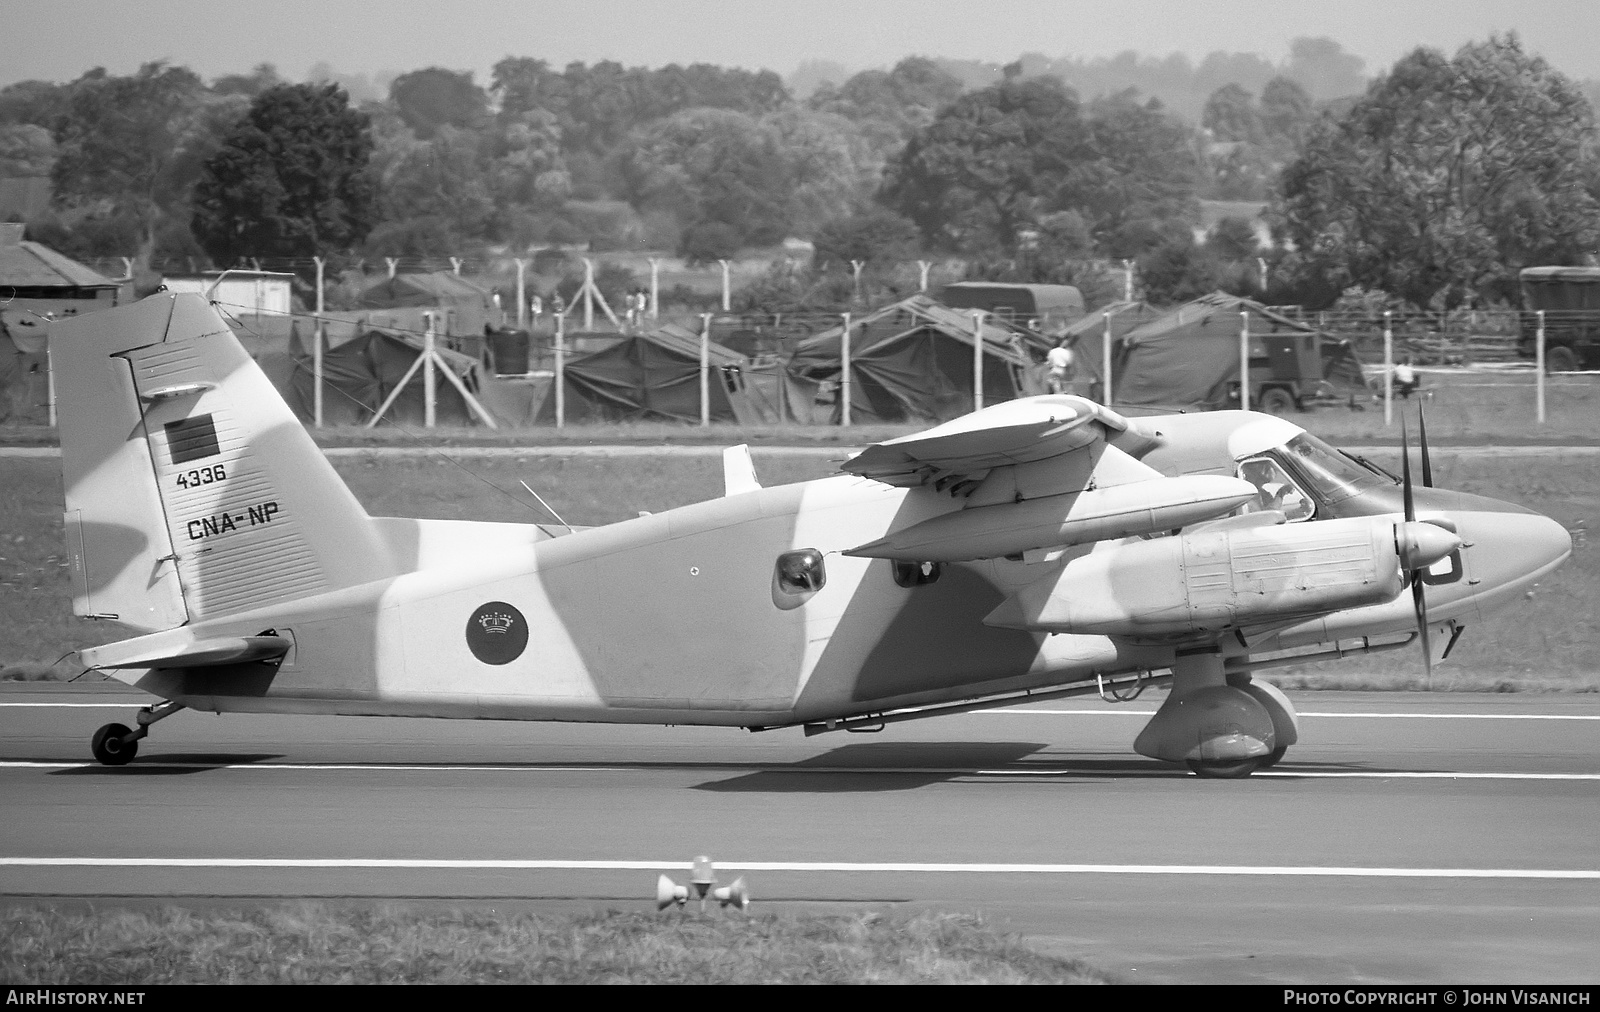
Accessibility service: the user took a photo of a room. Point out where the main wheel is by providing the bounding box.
[91,723,137,766]
[1256,745,1289,768]
[1545,346,1579,373]
[1258,388,1297,415]
[1186,757,1260,779]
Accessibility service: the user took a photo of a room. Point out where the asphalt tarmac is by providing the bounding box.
[2,682,1597,984]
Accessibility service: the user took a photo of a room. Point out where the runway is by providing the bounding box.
[2,682,1597,984]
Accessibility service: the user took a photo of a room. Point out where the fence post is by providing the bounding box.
[972,311,985,412]
[840,312,853,427]
[1536,309,1546,425]
[1238,311,1250,412]
[423,312,437,429]
[312,256,326,427]
[1383,310,1393,427]
[514,258,528,328]
[554,311,566,429]
[700,312,712,427]
[648,257,661,319]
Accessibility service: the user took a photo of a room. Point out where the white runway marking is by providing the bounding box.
[1,760,1596,780]
[0,702,140,707]
[986,708,1600,720]
[7,701,1599,721]
[2,857,1596,880]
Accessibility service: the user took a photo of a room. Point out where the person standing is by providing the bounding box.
[1046,339,1075,394]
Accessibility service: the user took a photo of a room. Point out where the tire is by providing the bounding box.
[1186,758,1260,779]
[1257,745,1289,768]
[1258,388,1297,415]
[91,723,137,766]
[1545,346,1579,373]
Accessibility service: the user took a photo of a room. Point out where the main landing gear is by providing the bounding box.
[91,700,185,766]
[1131,650,1300,778]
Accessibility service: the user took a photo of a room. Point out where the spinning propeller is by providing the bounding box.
[1395,403,1457,682]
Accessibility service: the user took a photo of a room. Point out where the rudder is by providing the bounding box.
[53,293,396,631]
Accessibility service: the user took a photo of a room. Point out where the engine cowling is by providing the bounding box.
[985,515,1422,636]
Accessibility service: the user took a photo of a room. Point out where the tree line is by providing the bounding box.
[1,35,1595,312]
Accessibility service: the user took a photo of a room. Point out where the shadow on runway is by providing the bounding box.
[692,741,1185,791]
[49,753,286,775]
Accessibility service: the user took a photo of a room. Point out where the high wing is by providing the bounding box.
[840,395,1257,562]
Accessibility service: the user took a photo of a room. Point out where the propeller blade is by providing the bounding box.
[1399,416,1415,523]
[1413,577,1432,686]
[1418,403,1433,488]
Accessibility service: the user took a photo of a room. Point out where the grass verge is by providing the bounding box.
[0,905,1110,985]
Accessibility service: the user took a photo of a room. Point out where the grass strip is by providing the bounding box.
[1,904,1110,984]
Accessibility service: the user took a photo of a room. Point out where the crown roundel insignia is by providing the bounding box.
[466,601,528,664]
[478,610,517,634]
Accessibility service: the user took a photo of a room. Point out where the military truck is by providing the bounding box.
[1519,266,1600,372]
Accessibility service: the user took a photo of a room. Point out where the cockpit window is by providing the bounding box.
[1281,433,1392,504]
[1238,457,1315,521]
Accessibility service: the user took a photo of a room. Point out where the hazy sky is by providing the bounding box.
[5,0,1600,89]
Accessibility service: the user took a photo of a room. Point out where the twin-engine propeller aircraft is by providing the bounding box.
[53,294,1571,776]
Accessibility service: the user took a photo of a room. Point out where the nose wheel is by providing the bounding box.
[89,700,184,766]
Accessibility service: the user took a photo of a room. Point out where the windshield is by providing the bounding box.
[1280,432,1394,504]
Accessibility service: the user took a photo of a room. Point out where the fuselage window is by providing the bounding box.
[1237,456,1315,522]
[775,549,826,594]
[892,559,942,587]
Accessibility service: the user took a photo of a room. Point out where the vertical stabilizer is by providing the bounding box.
[52,294,396,630]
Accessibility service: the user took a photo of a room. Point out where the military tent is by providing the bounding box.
[1057,300,1165,396]
[537,323,787,424]
[354,271,497,338]
[787,294,1047,423]
[1111,292,1371,411]
[287,327,537,427]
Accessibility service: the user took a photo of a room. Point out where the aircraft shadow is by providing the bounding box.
[49,753,286,775]
[693,741,1170,792]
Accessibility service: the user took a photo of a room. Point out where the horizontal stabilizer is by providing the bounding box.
[81,633,291,670]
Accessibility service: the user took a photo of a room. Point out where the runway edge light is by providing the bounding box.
[713,876,751,912]
[655,874,689,910]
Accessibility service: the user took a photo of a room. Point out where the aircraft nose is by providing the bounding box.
[1459,508,1572,612]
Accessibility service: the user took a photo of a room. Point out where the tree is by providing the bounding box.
[809,57,964,161]
[1062,92,1201,248]
[191,83,375,262]
[50,63,209,247]
[1285,37,1367,101]
[1202,84,1262,144]
[376,126,496,242]
[1277,35,1600,308]
[1259,76,1313,150]
[389,68,487,140]
[626,108,792,247]
[211,63,283,98]
[811,205,920,268]
[0,124,55,177]
[882,77,1090,251]
[1208,216,1262,261]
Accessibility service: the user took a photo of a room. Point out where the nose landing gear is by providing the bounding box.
[91,699,185,766]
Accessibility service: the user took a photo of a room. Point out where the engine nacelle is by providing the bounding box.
[985,515,1414,636]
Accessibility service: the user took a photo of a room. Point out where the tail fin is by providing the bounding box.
[53,293,395,631]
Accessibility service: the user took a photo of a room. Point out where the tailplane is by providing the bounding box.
[52,293,395,631]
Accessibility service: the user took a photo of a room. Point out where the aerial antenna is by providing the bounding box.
[520,480,572,532]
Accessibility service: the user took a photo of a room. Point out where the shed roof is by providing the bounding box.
[0,224,119,289]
